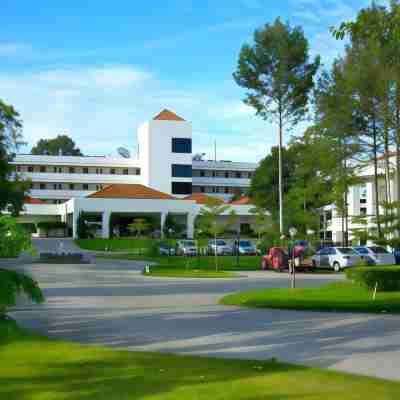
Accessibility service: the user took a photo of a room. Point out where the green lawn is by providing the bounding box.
[1,318,400,399]
[221,281,400,313]
[143,267,238,278]
[99,254,262,271]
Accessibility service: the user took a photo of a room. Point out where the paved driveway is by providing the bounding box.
[10,256,400,381]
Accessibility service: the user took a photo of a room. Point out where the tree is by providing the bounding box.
[163,213,184,238]
[249,206,271,242]
[127,218,150,238]
[0,99,28,215]
[234,18,320,234]
[197,198,237,271]
[31,135,83,156]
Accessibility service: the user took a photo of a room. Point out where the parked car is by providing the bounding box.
[261,247,289,271]
[311,247,361,272]
[233,240,258,255]
[353,246,395,266]
[177,240,197,256]
[158,242,176,256]
[208,239,233,256]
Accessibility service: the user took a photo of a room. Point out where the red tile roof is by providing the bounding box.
[230,196,252,205]
[25,196,46,205]
[88,184,177,200]
[184,193,224,205]
[153,109,185,121]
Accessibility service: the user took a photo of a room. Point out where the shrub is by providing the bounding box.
[346,267,400,292]
[0,216,34,258]
[0,269,44,316]
[37,221,66,231]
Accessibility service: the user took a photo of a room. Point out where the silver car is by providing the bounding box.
[208,239,232,256]
[311,247,361,272]
[177,240,197,256]
[354,246,395,266]
[235,240,257,255]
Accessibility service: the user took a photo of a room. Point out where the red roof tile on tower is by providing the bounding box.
[88,184,177,200]
[25,196,46,205]
[230,196,252,205]
[153,109,185,121]
[184,193,224,205]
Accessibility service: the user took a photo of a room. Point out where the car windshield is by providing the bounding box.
[183,241,195,247]
[337,247,357,255]
[215,240,226,246]
[240,241,252,247]
[368,246,389,254]
[355,247,369,254]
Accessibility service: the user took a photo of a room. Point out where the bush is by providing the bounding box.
[346,267,400,292]
[37,221,66,231]
[0,216,34,258]
[0,269,44,316]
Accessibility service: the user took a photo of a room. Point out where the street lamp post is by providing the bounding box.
[289,227,298,289]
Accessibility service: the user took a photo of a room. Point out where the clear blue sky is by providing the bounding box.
[1,0,380,161]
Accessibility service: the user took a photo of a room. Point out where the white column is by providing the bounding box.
[72,211,79,239]
[160,212,167,238]
[187,213,195,239]
[102,211,111,239]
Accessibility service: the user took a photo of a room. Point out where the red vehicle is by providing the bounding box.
[261,247,289,271]
[261,244,313,272]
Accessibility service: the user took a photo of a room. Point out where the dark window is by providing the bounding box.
[53,184,57,190]
[235,171,242,178]
[40,166,46,173]
[200,186,205,193]
[58,167,62,173]
[58,184,62,190]
[360,207,367,216]
[53,167,57,173]
[28,166,34,172]
[225,172,229,178]
[171,182,192,195]
[172,164,192,178]
[110,168,116,175]
[135,168,141,175]
[39,183,46,190]
[69,184,75,190]
[83,167,89,174]
[172,138,192,153]
[16,166,21,172]
[96,168,103,174]
[200,171,205,177]
[69,167,75,173]
[212,171,216,178]
[123,169,129,175]
[224,187,229,194]
[83,184,89,190]
[360,198,367,204]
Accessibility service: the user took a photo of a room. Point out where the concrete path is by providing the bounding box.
[9,254,400,381]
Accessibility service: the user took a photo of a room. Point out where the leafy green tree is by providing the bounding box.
[0,99,28,215]
[249,206,271,242]
[31,134,83,156]
[0,216,35,258]
[128,218,150,238]
[197,198,237,271]
[163,213,184,238]
[234,18,320,234]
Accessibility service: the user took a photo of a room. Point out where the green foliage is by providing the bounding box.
[31,134,83,156]
[76,212,89,239]
[163,213,184,238]
[0,216,34,258]
[0,99,28,216]
[346,267,400,292]
[0,269,44,316]
[127,218,151,237]
[37,221,67,231]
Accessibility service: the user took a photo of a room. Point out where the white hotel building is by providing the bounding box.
[13,109,258,239]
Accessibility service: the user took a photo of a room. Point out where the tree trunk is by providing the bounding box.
[278,109,284,235]
[372,117,382,238]
[214,234,218,272]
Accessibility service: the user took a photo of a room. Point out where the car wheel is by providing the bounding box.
[333,262,341,272]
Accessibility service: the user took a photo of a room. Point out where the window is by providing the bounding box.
[39,183,46,190]
[40,166,46,173]
[235,171,242,178]
[53,184,57,190]
[360,207,367,216]
[58,184,62,190]
[200,171,205,177]
[123,169,129,175]
[83,167,89,174]
[225,172,229,178]
[248,172,253,179]
[360,198,367,204]
[171,182,192,195]
[172,164,192,178]
[53,167,57,173]
[96,168,103,174]
[212,171,216,178]
[110,168,116,175]
[83,184,89,190]
[135,168,141,175]
[172,138,192,153]
[200,186,205,193]
[224,187,229,194]
[69,167,75,173]
[69,184,75,190]
[16,165,21,172]
[28,166,34,172]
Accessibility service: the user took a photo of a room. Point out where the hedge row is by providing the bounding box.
[36,221,67,230]
[346,267,400,292]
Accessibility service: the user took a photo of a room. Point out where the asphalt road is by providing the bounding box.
[8,240,400,381]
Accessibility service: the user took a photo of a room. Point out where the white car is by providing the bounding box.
[353,246,396,266]
[177,240,197,256]
[311,247,361,272]
[208,239,232,256]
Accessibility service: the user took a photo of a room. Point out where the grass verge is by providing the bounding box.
[1,317,400,399]
[220,281,400,314]
[143,267,238,278]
